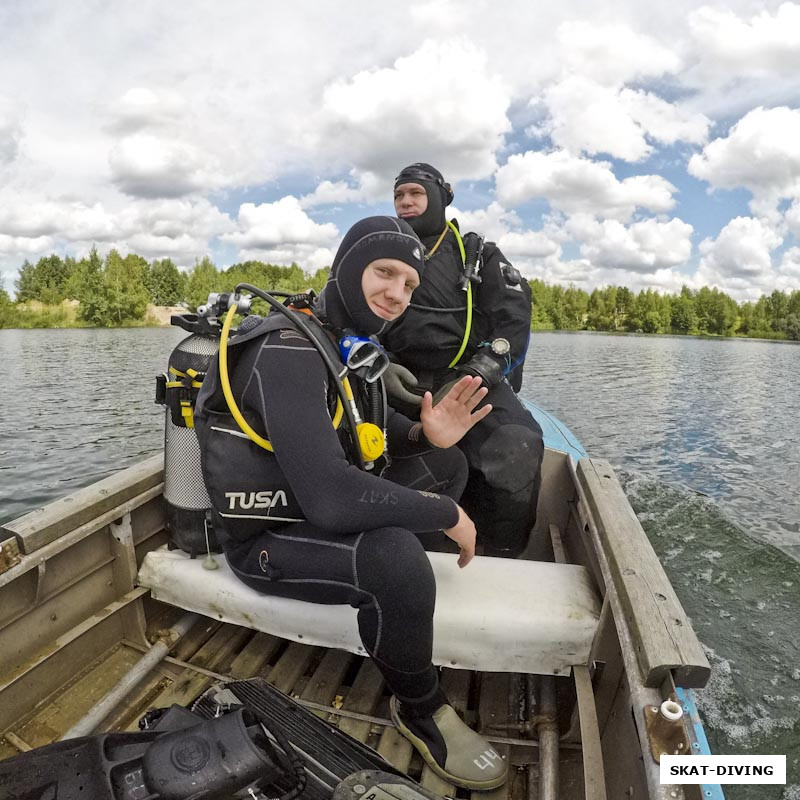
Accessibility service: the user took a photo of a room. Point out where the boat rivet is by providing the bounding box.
[651,706,659,712]
[353,785,367,795]
[678,742,684,749]
[50,614,57,621]
[693,742,700,749]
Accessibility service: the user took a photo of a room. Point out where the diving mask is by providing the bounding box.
[339,335,390,383]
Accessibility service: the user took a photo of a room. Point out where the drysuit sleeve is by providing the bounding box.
[247,332,459,535]
[385,406,433,457]
[474,242,532,392]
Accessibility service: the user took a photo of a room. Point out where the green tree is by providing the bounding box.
[146,258,185,305]
[68,248,106,324]
[14,260,36,302]
[670,288,696,334]
[614,286,634,329]
[0,287,18,327]
[97,249,150,325]
[185,256,221,310]
[307,267,330,294]
[586,288,613,330]
[562,286,588,329]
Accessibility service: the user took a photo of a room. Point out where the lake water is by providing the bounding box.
[1,327,798,798]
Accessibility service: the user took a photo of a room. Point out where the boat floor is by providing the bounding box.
[0,599,586,800]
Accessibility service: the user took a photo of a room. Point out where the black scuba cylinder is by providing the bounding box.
[156,313,221,557]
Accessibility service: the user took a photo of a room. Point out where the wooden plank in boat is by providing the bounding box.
[377,724,414,774]
[1,454,164,554]
[573,664,607,800]
[338,658,384,742]
[172,618,222,661]
[266,641,319,695]
[576,458,710,688]
[228,631,283,679]
[301,649,354,715]
[146,624,250,708]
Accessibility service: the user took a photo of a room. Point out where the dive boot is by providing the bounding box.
[389,695,507,790]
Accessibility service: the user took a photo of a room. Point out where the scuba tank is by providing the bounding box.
[156,308,223,558]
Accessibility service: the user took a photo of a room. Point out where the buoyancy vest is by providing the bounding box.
[194,311,375,547]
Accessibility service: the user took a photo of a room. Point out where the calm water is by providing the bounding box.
[1,328,798,798]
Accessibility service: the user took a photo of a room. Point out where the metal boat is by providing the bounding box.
[0,401,723,800]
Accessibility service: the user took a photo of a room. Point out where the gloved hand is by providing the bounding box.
[457,350,505,389]
[383,363,423,407]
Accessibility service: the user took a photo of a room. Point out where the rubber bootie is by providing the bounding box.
[389,696,507,790]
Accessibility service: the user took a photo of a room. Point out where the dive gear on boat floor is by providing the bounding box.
[0,678,405,800]
[389,695,508,790]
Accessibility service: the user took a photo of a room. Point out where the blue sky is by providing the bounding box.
[1,0,800,302]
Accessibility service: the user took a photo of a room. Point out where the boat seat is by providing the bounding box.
[137,546,601,675]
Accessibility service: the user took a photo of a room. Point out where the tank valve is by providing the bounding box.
[199,292,252,319]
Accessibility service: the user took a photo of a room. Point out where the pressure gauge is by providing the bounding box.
[490,338,511,356]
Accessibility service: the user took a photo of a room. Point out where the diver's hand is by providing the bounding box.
[383,363,423,407]
[421,375,491,448]
[444,505,476,568]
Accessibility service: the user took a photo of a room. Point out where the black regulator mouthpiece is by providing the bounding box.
[460,232,484,290]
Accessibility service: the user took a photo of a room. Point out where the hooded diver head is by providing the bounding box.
[393,162,454,239]
[316,216,424,336]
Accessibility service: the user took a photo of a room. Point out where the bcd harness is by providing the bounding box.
[415,221,483,369]
[208,286,389,471]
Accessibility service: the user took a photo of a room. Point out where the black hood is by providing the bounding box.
[315,216,424,336]
[394,162,453,239]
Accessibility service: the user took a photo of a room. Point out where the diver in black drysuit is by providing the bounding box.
[195,216,507,791]
[383,163,545,557]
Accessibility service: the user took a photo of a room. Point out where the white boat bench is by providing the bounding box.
[138,546,601,675]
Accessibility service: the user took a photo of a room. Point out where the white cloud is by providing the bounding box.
[567,215,694,272]
[223,197,338,268]
[450,202,523,243]
[108,87,187,134]
[496,150,676,220]
[695,216,783,299]
[556,19,681,86]
[316,38,511,182]
[619,90,710,146]
[541,78,710,162]
[109,133,218,198]
[300,171,385,208]
[689,3,800,79]
[0,96,22,165]
[777,247,800,290]
[543,78,652,161]
[0,233,54,256]
[688,107,800,210]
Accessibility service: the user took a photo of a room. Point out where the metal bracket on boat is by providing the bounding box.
[0,537,21,575]
[644,699,691,762]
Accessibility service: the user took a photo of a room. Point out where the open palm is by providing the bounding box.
[420,375,492,449]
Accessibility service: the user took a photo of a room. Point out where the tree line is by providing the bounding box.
[1,249,798,340]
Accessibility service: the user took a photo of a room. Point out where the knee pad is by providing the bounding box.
[477,424,544,494]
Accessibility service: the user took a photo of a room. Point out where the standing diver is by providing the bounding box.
[194,216,508,790]
[383,163,545,558]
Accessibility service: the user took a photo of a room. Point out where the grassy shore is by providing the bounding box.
[0,301,182,329]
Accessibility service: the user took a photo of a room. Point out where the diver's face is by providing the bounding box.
[394,182,428,219]
[361,259,420,321]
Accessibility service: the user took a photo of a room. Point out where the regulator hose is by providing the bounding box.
[234,283,366,470]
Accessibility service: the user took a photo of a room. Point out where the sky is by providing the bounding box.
[1,0,800,303]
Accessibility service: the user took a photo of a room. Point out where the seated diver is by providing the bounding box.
[383,163,545,558]
[194,216,508,790]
